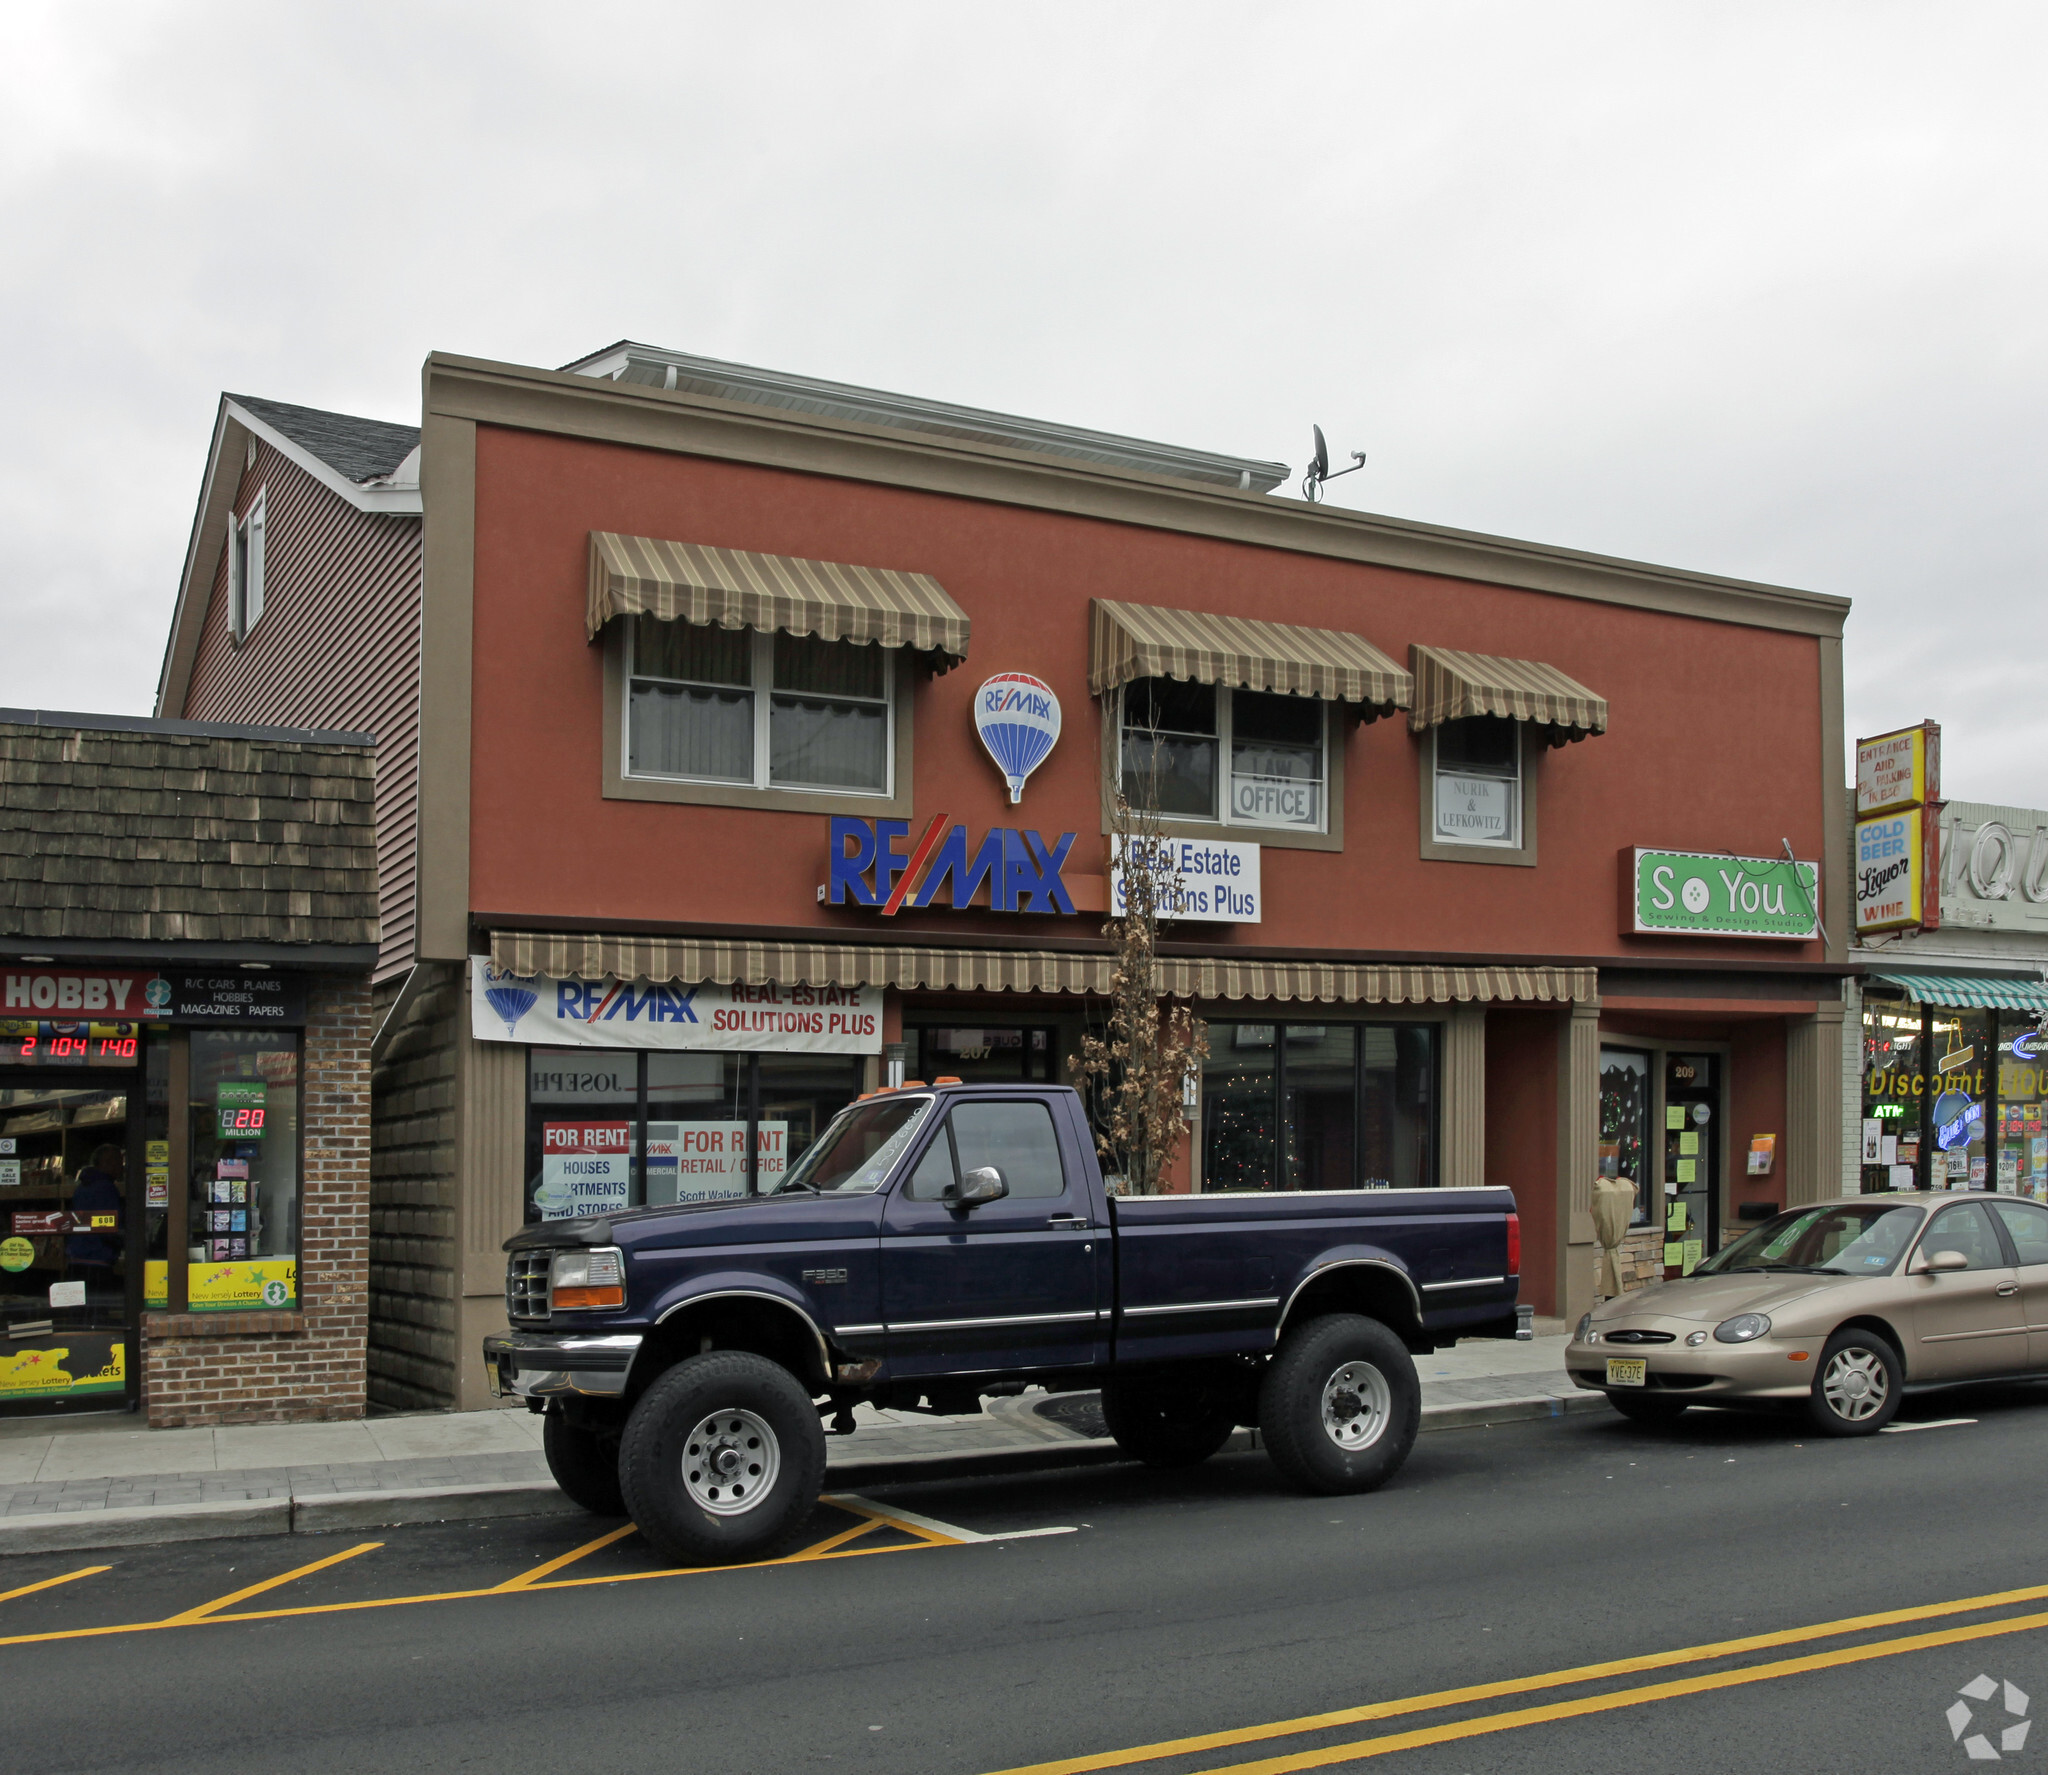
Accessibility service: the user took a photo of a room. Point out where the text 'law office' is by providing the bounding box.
[151,345,1851,1408]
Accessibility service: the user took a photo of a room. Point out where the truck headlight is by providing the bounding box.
[1713,1312,1771,1344]
[551,1247,625,1311]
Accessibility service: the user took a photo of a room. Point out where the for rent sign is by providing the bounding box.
[1625,849,1821,940]
[470,959,881,1054]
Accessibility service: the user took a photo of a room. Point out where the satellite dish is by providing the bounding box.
[1301,425,1367,502]
[1310,424,1331,482]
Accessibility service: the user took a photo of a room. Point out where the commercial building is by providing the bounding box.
[0,711,376,1424]
[154,345,1851,1410]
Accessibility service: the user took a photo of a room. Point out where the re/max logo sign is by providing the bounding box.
[827,815,1076,915]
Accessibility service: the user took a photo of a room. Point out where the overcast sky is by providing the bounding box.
[3,4,2042,803]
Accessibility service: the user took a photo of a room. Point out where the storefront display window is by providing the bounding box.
[1200,1022,1435,1191]
[524,1046,863,1222]
[1859,997,2046,1196]
[908,1026,1057,1084]
[185,1030,300,1311]
[1120,679,1327,832]
[1598,1047,1651,1226]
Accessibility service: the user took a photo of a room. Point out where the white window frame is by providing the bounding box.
[227,490,266,645]
[1428,720,1525,850]
[624,623,896,798]
[1115,681,1329,835]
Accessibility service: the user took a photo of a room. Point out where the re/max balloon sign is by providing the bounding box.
[827,815,1076,915]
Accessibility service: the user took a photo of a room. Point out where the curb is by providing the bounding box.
[0,1390,1605,1555]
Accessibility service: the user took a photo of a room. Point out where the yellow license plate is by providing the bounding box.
[1606,1358,1647,1388]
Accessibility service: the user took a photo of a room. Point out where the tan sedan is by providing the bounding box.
[1567,1192,2048,1435]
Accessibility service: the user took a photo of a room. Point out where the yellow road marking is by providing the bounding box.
[494,1524,638,1591]
[794,1515,885,1558]
[0,1566,110,1606]
[823,1493,973,1545]
[980,1576,2048,1775]
[1182,1606,2048,1773]
[164,1543,382,1623]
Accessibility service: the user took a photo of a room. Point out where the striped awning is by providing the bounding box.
[1870,973,2048,1013]
[1089,600,1410,717]
[587,532,972,670]
[1408,644,1607,747]
[489,931,1594,1007]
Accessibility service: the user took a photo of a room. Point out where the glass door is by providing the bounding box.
[1661,1053,1719,1277]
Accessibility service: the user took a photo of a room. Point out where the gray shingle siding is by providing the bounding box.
[228,394,419,485]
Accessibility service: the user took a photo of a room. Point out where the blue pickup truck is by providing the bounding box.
[485,1080,1519,1563]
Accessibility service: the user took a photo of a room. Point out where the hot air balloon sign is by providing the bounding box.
[974,673,1061,805]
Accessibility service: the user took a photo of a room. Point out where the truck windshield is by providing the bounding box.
[776,1095,934,1194]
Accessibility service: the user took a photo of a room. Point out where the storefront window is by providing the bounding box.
[908,1026,1057,1084]
[1201,1022,1436,1191]
[1929,1010,1991,1190]
[1432,718,1521,847]
[1996,1013,2047,1200]
[1859,996,1925,1190]
[1120,679,1328,831]
[1857,998,2045,1195]
[1599,1047,1651,1226]
[186,1030,300,1311]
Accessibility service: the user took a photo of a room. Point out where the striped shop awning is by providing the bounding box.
[489,931,1596,1007]
[1088,599,1411,717]
[1870,973,2048,1013]
[1408,644,1607,747]
[587,532,973,670]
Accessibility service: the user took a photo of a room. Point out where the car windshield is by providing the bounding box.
[1695,1202,1924,1277]
[774,1095,933,1194]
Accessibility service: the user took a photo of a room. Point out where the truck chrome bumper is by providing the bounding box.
[483,1331,643,1400]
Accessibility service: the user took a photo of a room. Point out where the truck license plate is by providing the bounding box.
[1606,1358,1647,1388]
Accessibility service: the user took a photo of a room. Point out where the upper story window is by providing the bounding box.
[227,491,266,644]
[1431,716,1520,847]
[626,616,894,796]
[1119,677,1326,832]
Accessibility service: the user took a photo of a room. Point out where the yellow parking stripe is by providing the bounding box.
[0,1566,110,1606]
[792,1515,884,1558]
[1182,1606,2048,1773]
[980,1576,2048,1775]
[164,1543,382,1623]
[494,1524,638,1591]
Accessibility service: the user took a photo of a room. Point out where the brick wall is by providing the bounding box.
[142,976,373,1427]
[368,962,463,1411]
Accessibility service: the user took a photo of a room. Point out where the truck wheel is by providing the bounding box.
[1258,1314,1420,1496]
[543,1411,626,1515]
[618,1352,827,1565]
[1101,1378,1238,1468]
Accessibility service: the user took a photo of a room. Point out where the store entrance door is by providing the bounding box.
[1,1064,144,1417]
[1662,1053,1719,1278]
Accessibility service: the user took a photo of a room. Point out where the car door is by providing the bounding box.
[1907,1201,2028,1380]
[1986,1198,2048,1371]
[879,1097,1105,1378]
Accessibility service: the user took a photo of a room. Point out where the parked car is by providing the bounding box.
[1568,1192,2048,1435]
[485,1080,1520,1563]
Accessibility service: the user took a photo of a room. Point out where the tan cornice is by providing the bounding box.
[424,351,1850,638]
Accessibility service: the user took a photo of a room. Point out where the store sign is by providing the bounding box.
[648,1122,786,1205]
[1856,722,1940,817]
[1624,849,1820,940]
[974,673,1061,805]
[826,815,1075,914]
[537,1123,632,1220]
[1436,773,1513,845]
[0,1334,125,1400]
[1856,809,1940,934]
[188,1259,295,1312]
[471,959,882,1054]
[1110,837,1262,924]
[1936,801,2048,934]
[0,968,305,1025]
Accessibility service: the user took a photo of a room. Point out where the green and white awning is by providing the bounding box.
[1869,972,2048,1012]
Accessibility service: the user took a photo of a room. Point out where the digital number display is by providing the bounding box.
[214,1079,268,1142]
[0,1021,142,1068]
[215,1105,268,1138]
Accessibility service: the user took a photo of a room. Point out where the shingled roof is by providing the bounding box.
[226,394,420,486]
[0,712,378,950]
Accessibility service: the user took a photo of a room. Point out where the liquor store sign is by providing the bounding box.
[1625,849,1820,941]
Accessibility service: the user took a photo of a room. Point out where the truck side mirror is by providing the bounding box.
[947,1166,1008,1209]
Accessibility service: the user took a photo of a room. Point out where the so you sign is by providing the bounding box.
[1626,848,1820,941]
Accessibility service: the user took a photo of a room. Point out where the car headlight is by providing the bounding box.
[551,1247,625,1311]
[1575,1312,1592,1340]
[1713,1312,1771,1344]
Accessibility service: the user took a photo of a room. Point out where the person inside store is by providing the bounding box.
[66,1143,124,1268]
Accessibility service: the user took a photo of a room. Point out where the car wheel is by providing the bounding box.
[1101,1378,1238,1468]
[1805,1329,1903,1437]
[542,1410,626,1515]
[1258,1314,1420,1495]
[618,1351,827,1564]
[1606,1391,1690,1426]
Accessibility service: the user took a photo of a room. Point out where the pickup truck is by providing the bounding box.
[485,1080,1519,1564]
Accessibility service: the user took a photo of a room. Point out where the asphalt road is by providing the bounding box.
[7,1385,2048,1775]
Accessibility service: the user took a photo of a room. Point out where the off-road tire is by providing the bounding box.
[542,1411,626,1515]
[1101,1377,1238,1469]
[618,1351,827,1564]
[1805,1328,1903,1437]
[1258,1313,1420,1495]
[1605,1391,1690,1426]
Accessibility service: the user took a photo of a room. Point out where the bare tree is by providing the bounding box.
[1071,692,1209,1195]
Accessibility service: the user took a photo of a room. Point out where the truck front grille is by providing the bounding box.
[506,1252,551,1323]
